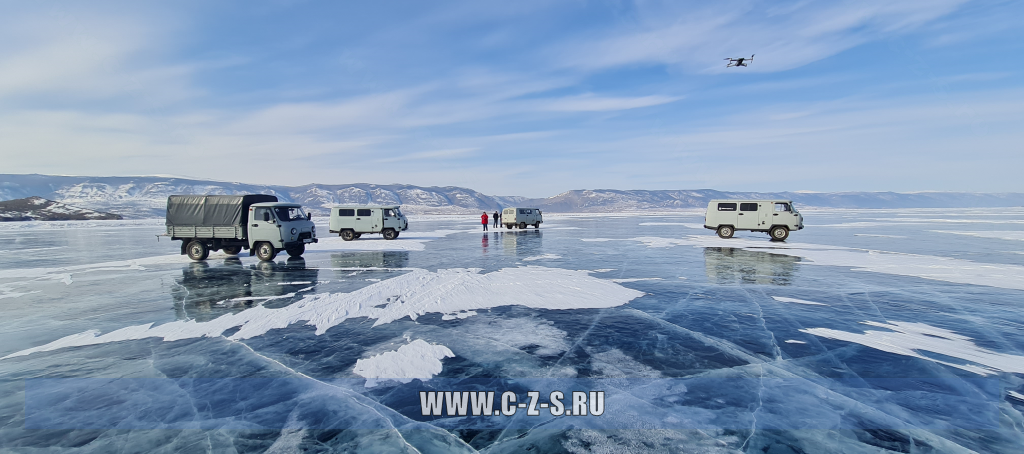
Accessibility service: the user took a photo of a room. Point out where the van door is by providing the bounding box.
[737,202,760,230]
[354,208,378,233]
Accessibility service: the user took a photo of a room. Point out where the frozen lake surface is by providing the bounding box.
[2,209,1024,453]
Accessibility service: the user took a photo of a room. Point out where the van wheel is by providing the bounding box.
[519,222,527,229]
[716,226,734,239]
[770,226,789,241]
[506,224,512,229]
[186,240,209,261]
[341,230,355,241]
[255,242,277,261]
[534,223,540,228]
[222,246,241,255]
[353,233,361,239]
[382,228,397,240]
[286,244,305,257]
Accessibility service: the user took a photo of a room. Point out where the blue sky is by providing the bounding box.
[0,0,1021,197]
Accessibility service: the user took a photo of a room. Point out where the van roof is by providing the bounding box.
[251,202,303,208]
[707,199,793,203]
[333,205,401,209]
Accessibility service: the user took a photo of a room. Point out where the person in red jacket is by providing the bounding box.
[481,212,489,231]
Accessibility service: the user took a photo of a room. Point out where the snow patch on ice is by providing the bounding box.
[588,349,662,378]
[3,266,644,360]
[648,235,1024,291]
[306,228,465,252]
[522,254,561,261]
[634,237,693,248]
[802,321,1024,376]
[0,254,187,280]
[931,230,1024,242]
[441,311,477,320]
[353,339,454,387]
[1008,391,1024,402]
[638,222,705,229]
[772,296,827,306]
[610,278,662,283]
[784,340,807,344]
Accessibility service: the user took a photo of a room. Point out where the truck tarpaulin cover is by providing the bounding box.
[165,195,278,226]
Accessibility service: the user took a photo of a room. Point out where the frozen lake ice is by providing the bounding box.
[2,209,1024,452]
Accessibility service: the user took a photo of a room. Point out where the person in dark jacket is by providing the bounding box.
[481,212,488,231]
[493,211,500,228]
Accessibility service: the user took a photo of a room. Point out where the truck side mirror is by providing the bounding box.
[307,213,312,221]
[263,212,270,222]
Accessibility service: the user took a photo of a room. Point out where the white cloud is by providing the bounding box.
[555,0,969,73]
[540,94,681,112]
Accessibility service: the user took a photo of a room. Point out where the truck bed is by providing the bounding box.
[167,225,244,239]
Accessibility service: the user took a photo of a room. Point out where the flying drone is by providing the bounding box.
[725,54,754,67]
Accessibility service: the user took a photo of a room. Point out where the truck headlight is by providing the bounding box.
[291,228,297,235]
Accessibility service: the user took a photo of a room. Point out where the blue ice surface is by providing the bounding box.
[2,209,1024,453]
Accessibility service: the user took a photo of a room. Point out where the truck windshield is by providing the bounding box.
[275,206,307,221]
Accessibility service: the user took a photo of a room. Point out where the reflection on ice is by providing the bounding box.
[174,258,320,322]
[330,251,411,269]
[703,247,799,286]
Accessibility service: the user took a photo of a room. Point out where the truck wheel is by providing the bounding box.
[519,222,527,229]
[382,228,397,240]
[716,226,734,239]
[255,242,277,261]
[770,226,789,241]
[341,230,355,241]
[186,240,209,261]
[222,246,241,255]
[286,244,305,257]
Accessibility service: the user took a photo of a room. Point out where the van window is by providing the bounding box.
[519,209,526,214]
[357,209,371,216]
[525,209,532,214]
[774,203,791,212]
[339,209,354,216]
[383,209,396,217]
[717,203,737,211]
[740,203,758,212]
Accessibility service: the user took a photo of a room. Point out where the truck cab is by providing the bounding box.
[329,205,409,240]
[704,199,803,241]
[248,202,318,260]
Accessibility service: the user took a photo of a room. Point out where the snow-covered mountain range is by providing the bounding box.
[0,196,123,222]
[1,174,1022,219]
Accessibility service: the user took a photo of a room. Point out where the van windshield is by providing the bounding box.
[275,206,307,221]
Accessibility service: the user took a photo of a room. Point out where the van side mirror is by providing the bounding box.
[263,212,270,222]
[307,213,312,220]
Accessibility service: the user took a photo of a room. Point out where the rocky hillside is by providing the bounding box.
[1,174,1022,219]
[0,196,123,222]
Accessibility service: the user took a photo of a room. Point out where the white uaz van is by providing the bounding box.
[501,207,543,229]
[704,200,803,241]
[329,205,408,240]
